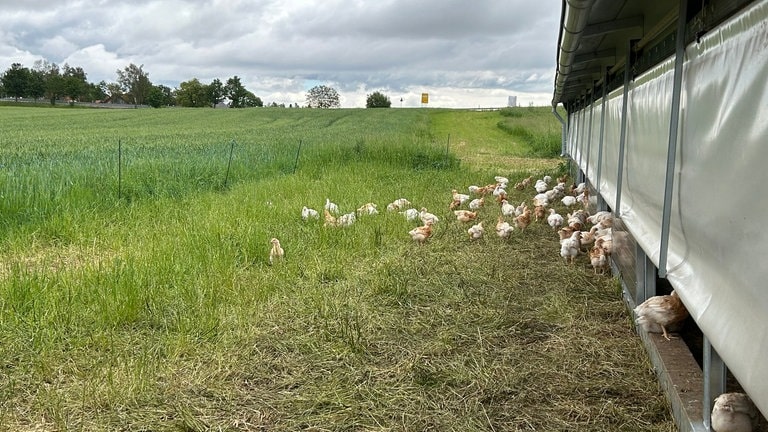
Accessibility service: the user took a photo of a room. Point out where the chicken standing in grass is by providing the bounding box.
[500,199,515,217]
[325,198,339,214]
[634,290,689,341]
[514,207,532,230]
[711,392,759,432]
[419,208,440,225]
[301,206,319,221]
[469,197,485,210]
[547,208,564,230]
[399,208,420,222]
[452,189,470,205]
[408,222,433,245]
[269,238,284,265]
[495,216,514,239]
[560,231,581,264]
[454,210,478,223]
[589,245,609,275]
[323,209,338,227]
[468,222,484,240]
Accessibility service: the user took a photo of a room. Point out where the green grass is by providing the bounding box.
[0,106,674,431]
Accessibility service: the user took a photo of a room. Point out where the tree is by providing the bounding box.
[62,64,88,102]
[208,78,225,107]
[147,84,174,108]
[116,63,152,106]
[306,85,340,108]
[366,91,391,108]
[27,69,46,101]
[175,78,209,107]
[242,90,263,107]
[225,76,249,108]
[2,63,30,101]
[33,60,65,105]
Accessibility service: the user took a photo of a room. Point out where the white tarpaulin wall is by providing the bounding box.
[565,0,768,417]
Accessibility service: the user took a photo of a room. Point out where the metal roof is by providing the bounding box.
[552,0,755,109]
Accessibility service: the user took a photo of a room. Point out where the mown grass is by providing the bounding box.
[0,106,674,431]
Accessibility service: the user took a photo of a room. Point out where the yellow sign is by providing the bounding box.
[421,93,429,104]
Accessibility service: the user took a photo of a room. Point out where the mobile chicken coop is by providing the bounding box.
[552,0,767,430]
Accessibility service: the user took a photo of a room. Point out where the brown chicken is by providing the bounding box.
[269,238,284,265]
[533,205,547,222]
[454,210,478,223]
[634,290,689,340]
[323,209,338,227]
[589,245,609,275]
[408,223,433,245]
[514,208,532,230]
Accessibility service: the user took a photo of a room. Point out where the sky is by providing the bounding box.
[0,0,561,108]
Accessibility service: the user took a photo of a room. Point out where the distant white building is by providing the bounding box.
[507,96,517,107]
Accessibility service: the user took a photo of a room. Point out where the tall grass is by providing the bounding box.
[0,106,674,431]
[497,106,563,158]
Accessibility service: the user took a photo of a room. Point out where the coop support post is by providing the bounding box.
[634,245,656,306]
[584,93,595,183]
[702,337,727,430]
[595,68,608,211]
[658,0,687,278]
[614,39,634,217]
[552,105,567,158]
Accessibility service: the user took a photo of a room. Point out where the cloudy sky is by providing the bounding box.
[0,0,561,108]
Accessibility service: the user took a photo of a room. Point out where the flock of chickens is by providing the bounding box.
[285,173,760,431]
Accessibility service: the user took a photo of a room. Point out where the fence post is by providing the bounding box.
[118,138,122,199]
[292,139,303,174]
[224,139,236,188]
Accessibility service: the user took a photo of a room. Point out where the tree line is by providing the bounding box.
[0,61,393,108]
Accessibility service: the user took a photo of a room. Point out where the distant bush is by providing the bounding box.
[499,107,524,118]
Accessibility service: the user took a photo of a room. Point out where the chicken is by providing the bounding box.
[301,206,319,221]
[495,189,508,204]
[494,175,509,185]
[323,209,338,227]
[589,245,609,275]
[561,195,577,207]
[547,208,564,230]
[467,222,484,240]
[634,290,689,340]
[534,179,548,193]
[514,207,532,230]
[386,198,411,212]
[449,198,462,210]
[557,226,575,243]
[533,205,547,222]
[454,210,478,223]
[325,198,339,214]
[337,212,356,227]
[468,185,481,195]
[595,236,612,256]
[495,216,514,239]
[269,238,284,265]
[711,392,759,432]
[419,208,440,225]
[560,231,581,264]
[399,208,420,222]
[586,210,612,225]
[452,189,470,205]
[543,175,552,184]
[500,199,515,217]
[557,174,568,185]
[408,223,433,245]
[533,193,550,207]
[469,197,485,210]
[514,201,527,217]
[356,202,378,216]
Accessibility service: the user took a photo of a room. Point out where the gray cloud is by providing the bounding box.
[0,0,559,107]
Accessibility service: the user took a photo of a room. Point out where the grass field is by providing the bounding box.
[0,105,674,431]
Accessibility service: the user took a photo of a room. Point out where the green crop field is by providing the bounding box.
[0,106,673,431]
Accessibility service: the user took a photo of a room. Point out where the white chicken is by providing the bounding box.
[534,179,548,193]
[514,201,527,217]
[419,208,440,225]
[711,392,759,432]
[269,238,284,265]
[543,175,552,184]
[561,195,577,207]
[547,208,564,230]
[500,199,516,217]
[634,290,689,340]
[337,212,356,227]
[560,231,581,265]
[468,185,481,195]
[467,222,484,240]
[494,175,509,185]
[301,206,319,221]
[399,208,420,222]
[495,216,514,239]
[325,198,339,214]
[469,197,485,210]
[533,193,550,207]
